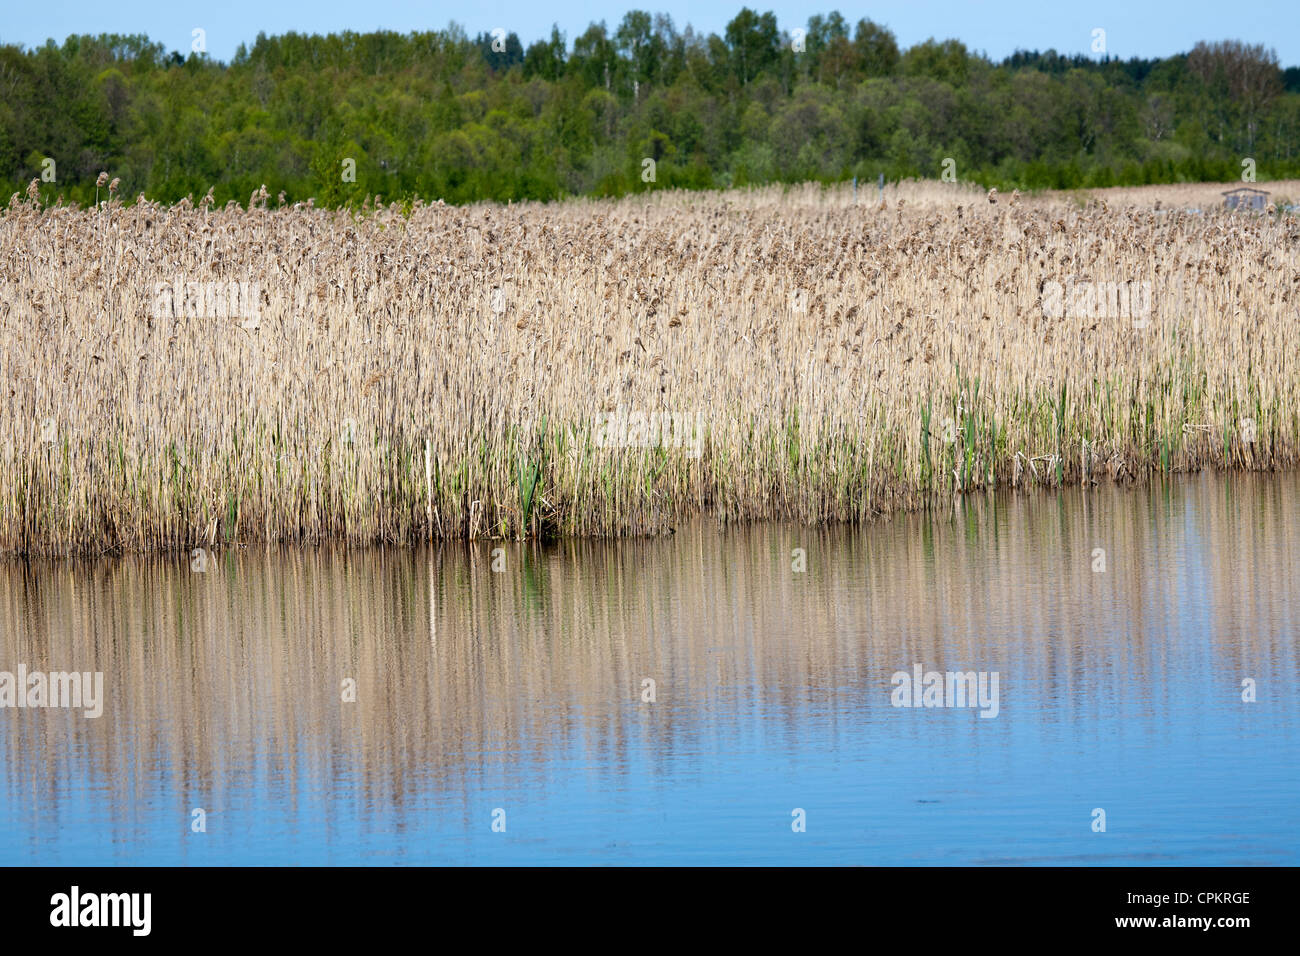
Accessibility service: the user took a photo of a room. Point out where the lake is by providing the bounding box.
[2,471,1297,865]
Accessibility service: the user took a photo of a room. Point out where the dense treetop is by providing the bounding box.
[2,10,1297,207]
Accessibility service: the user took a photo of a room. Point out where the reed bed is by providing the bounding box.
[0,180,1297,556]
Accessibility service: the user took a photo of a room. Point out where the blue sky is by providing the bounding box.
[6,1,1299,66]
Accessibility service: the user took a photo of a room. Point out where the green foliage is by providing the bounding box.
[1,20,1297,207]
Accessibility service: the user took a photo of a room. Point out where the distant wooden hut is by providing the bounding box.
[1222,186,1269,211]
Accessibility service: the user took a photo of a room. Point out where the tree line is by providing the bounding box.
[2,10,1298,207]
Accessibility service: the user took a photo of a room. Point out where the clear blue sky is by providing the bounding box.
[7,1,1299,66]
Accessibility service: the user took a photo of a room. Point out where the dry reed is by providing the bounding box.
[1,180,1297,555]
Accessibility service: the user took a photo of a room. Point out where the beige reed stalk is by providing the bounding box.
[0,179,1297,555]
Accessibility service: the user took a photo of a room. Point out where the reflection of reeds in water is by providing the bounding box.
[2,183,1299,555]
[1,473,1298,833]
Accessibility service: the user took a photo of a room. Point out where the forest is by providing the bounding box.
[2,9,1298,206]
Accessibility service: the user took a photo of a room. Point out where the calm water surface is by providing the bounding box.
[2,472,1298,865]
